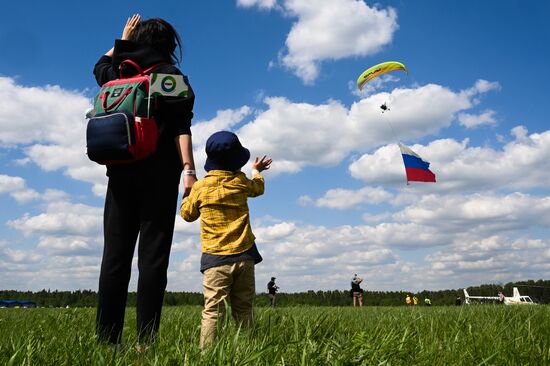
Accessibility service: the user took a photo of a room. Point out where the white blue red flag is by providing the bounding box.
[398,143,436,184]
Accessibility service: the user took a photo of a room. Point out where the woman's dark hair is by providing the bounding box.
[131,18,182,64]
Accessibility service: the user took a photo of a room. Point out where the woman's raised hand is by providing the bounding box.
[122,14,141,40]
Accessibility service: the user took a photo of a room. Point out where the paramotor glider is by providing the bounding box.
[356,61,408,90]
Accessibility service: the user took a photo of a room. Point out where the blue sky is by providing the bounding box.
[1,0,549,293]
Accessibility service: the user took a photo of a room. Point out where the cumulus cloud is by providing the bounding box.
[240,0,398,83]
[463,79,501,98]
[1,75,497,189]
[238,97,349,173]
[426,235,550,284]
[8,200,102,237]
[350,126,550,191]
[189,106,253,175]
[237,0,277,9]
[301,186,393,209]
[4,190,549,291]
[279,0,398,83]
[0,73,544,292]
[0,77,90,146]
[0,253,101,291]
[394,193,550,234]
[0,76,107,196]
[37,236,102,256]
[238,80,494,175]
[168,207,548,291]
[458,109,497,128]
[0,174,39,203]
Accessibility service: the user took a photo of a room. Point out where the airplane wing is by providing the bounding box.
[466,296,499,300]
[463,288,500,304]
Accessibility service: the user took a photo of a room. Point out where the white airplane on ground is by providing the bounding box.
[463,287,536,305]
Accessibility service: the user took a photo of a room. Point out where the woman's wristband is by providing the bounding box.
[183,169,196,176]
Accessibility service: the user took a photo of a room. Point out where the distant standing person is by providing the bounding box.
[498,291,505,304]
[351,274,364,307]
[455,296,462,306]
[413,296,419,306]
[405,294,412,306]
[267,277,279,307]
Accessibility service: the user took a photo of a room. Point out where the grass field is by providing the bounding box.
[1,305,549,365]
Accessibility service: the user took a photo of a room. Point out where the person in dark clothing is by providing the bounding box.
[267,277,279,307]
[351,274,364,307]
[94,14,196,346]
[455,296,462,306]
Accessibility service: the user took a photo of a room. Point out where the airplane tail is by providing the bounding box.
[463,289,470,304]
[513,287,520,298]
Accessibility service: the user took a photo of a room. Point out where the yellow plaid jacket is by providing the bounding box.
[180,170,265,255]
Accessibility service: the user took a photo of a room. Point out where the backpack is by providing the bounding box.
[86,59,167,165]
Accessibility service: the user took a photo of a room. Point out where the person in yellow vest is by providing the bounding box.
[413,296,419,305]
[405,294,412,305]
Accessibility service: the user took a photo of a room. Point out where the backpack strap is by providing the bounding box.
[119,59,171,78]
[143,62,170,74]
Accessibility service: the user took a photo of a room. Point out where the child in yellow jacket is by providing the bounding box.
[180,131,272,348]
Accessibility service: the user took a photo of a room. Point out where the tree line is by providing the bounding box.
[1,279,549,308]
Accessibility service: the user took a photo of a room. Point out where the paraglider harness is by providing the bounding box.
[86,60,168,165]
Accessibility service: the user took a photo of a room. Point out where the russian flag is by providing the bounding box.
[398,143,436,183]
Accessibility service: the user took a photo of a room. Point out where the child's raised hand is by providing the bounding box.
[252,155,272,172]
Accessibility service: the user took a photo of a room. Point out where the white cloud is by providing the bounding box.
[1,76,497,191]
[238,97,349,173]
[458,109,497,128]
[426,235,549,282]
[3,190,549,292]
[0,77,90,146]
[237,0,277,9]
[182,106,253,176]
[238,80,491,175]
[464,79,501,97]
[277,0,398,83]
[394,193,550,234]
[0,77,107,196]
[0,174,39,203]
[350,127,550,191]
[0,253,101,291]
[240,0,398,83]
[8,200,102,237]
[37,235,102,256]
[304,186,393,209]
[0,175,25,193]
[2,248,43,264]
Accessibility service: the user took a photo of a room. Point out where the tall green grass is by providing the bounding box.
[1,305,549,365]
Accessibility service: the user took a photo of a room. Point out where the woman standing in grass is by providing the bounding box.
[94,14,196,346]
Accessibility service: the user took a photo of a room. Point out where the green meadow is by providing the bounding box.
[1,305,549,365]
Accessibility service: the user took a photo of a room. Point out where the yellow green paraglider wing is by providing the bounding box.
[356,61,408,90]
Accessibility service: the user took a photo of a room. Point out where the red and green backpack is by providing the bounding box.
[86,60,167,165]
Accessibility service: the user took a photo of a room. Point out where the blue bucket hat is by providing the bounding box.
[204,131,250,172]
